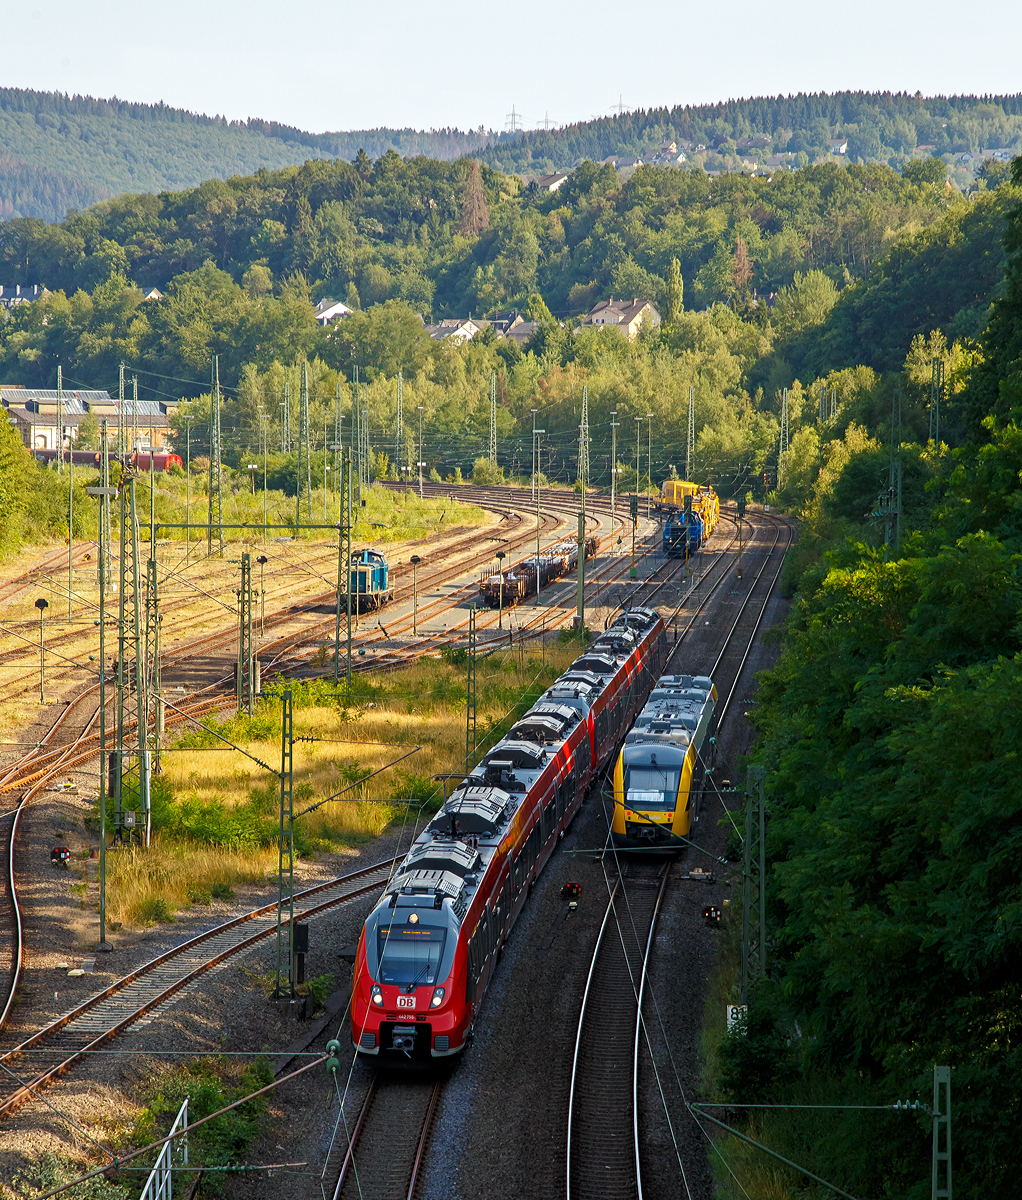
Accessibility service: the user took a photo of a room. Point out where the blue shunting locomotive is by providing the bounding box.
[663,511,705,557]
[348,549,393,611]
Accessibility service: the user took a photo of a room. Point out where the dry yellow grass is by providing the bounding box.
[107,642,580,927]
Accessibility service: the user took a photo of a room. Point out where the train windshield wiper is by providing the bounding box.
[403,952,436,994]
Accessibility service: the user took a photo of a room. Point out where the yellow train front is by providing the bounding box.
[611,673,717,848]
[660,480,720,538]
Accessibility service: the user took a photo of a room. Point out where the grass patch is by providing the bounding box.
[101,645,579,929]
[128,1056,274,1196]
[238,966,336,1010]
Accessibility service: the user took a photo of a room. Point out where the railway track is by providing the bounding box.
[0,489,788,1184]
[567,864,672,1199]
[562,508,792,1200]
[0,858,400,1120]
[328,1073,443,1200]
[0,487,602,1129]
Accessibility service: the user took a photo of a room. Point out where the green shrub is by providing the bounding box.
[136,896,175,924]
[11,1152,129,1199]
[132,1056,274,1196]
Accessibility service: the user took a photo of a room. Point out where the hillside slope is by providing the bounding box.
[3,86,1022,225]
[478,91,1022,174]
[0,87,491,222]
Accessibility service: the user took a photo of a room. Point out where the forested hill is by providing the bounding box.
[4,85,1022,224]
[479,91,1022,173]
[0,87,492,223]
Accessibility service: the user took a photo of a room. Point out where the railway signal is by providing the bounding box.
[411,555,422,634]
[738,492,748,576]
[34,598,48,703]
[495,550,505,628]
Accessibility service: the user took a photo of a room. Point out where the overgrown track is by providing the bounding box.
[329,1074,443,1200]
[0,858,400,1121]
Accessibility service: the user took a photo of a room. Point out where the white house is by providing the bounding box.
[313,298,353,326]
[424,318,482,342]
[581,297,660,340]
[534,172,569,192]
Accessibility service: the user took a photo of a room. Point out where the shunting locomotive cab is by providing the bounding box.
[612,674,717,848]
[347,548,393,612]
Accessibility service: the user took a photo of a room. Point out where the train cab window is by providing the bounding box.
[624,765,682,811]
[377,925,447,985]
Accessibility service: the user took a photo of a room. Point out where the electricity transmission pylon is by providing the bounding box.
[143,556,161,774]
[686,385,695,479]
[115,477,152,846]
[395,371,403,467]
[929,356,943,444]
[297,361,311,522]
[360,382,371,494]
[207,356,223,556]
[577,385,590,491]
[351,368,361,506]
[489,372,497,465]
[779,388,790,456]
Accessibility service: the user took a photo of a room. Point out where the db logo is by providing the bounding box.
[396,996,416,1009]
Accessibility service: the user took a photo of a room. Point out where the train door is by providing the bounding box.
[555,774,568,825]
[494,874,512,948]
[573,733,592,801]
[466,904,497,1003]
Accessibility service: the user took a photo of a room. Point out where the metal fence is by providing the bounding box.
[140,1096,188,1200]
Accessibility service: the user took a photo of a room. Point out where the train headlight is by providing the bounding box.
[371,988,384,1007]
[430,987,445,1008]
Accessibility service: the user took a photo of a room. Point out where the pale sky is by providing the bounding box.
[5,0,1021,134]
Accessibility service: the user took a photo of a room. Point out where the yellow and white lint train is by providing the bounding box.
[612,673,718,849]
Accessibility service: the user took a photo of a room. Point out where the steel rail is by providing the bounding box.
[0,857,400,1119]
[565,510,791,1198]
[566,877,621,1200]
[632,868,673,1199]
[711,512,793,729]
[333,1074,379,1197]
[331,1074,442,1200]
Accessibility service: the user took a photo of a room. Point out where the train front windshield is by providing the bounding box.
[625,765,681,811]
[376,925,447,985]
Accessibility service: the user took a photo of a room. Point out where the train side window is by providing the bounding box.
[542,793,556,840]
[496,878,511,933]
[512,852,525,896]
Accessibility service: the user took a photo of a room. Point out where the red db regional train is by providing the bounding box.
[32,449,184,472]
[350,606,669,1062]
